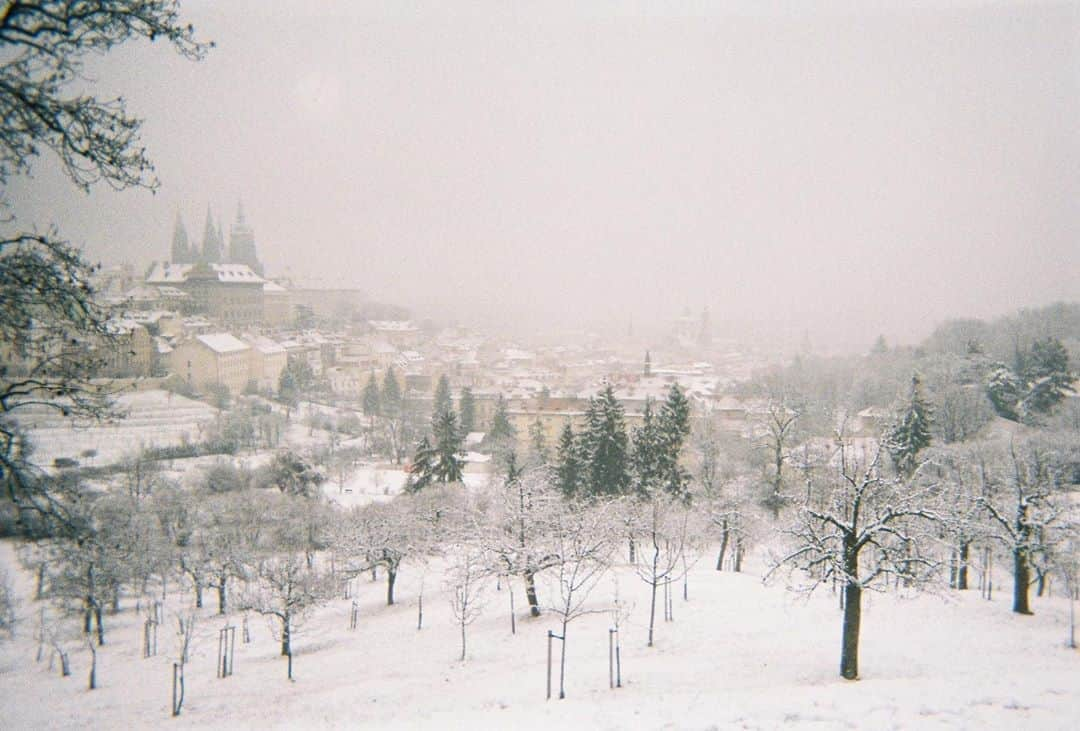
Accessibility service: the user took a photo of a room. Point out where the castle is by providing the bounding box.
[169,201,263,276]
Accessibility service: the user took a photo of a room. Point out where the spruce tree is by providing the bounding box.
[657,383,692,498]
[458,387,476,435]
[486,394,516,456]
[407,436,436,492]
[432,409,465,484]
[527,417,549,467]
[581,385,630,497]
[361,372,380,418]
[555,422,582,498]
[886,373,934,477]
[1020,336,1074,416]
[432,374,453,427]
[631,399,663,497]
[381,366,402,419]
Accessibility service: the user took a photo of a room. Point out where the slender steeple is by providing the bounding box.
[170,209,191,264]
[201,204,221,263]
[228,197,262,275]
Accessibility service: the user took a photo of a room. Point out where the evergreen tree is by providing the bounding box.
[657,383,692,498]
[432,410,465,484]
[381,366,402,419]
[986,365,1023,421]
[406,436,436,492]
[458,387,476,435]
[527,417,549,467]
[630,399,663,497]
[885,374,934,477]
[487,394,516,452]
[278,367,297,403]
[555,422,582,498]
[985,337,1073,422]
[432,374,453,427]
[1019,336,1074,416]
[581,385,630,497]
[361,372,380,418]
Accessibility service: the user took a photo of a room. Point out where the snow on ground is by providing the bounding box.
[323,468,491,508]
[14,390,217,467]
[1,540,1077,730]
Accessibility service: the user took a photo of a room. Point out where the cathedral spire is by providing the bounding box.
[201,204,221,263]
[171,208,190,264]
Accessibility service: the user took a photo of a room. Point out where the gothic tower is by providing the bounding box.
[228,199,263,275]
[201,205,222,263]
[170,209,191,264]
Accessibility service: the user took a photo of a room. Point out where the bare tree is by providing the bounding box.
[446,544,488,661]
[630,493,697,647]
[978,436,1072,615]
[756,396,802,519]
[240,552,330,662]
[545,500,614,699]
[482,469,561,617]
[768,436,942,680]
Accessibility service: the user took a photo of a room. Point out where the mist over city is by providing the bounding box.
[10,1,1079,349]
[1,2,1078,729]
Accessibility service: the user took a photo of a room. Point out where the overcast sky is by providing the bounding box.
[10,1,1080,350]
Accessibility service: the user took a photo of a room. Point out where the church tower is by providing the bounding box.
[228,199,263,275]
[170,209,191,264]
[201,205,222,263]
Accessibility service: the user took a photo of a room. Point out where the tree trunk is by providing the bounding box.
[36,564,46,600]
[386,566,397,606]
[716,519,729,571]
[94,605,104,646]
[281,616,291,656]
[460,620,466,661]
[524,570,541,617]
[1013,546,1032,614]
[840,542,861,680]
[217,574,227,615]
[647,578,658,647]
[1035,567,1047,598]
[734,536,744,573]
[195,583,203,609]
[558,620,568,699]
[628,536,635,564]
[958,541,970,590]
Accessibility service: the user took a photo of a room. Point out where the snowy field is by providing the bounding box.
[1,541,1077,730]
[323,467,491,509]
[14,390,218,467]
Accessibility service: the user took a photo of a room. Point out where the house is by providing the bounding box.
[168,333,252,395]
[242,335,287,392]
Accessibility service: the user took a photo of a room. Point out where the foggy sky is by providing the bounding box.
[9,1,1080,351]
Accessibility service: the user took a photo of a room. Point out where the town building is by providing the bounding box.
[168,333,252,395]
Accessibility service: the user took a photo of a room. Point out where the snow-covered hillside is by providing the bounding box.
[14,390,217,467]
[0,541,1076,729]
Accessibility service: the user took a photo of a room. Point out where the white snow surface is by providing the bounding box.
[12,390,217,466]
[1,540,1078,729]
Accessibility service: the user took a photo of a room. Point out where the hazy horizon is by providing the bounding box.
[8,0,1079,351]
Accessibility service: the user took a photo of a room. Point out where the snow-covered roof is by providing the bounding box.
[242,335,286,355]
[145,262,265,285]
[195,333,250,354]
[263,280,288,293]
